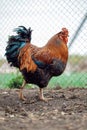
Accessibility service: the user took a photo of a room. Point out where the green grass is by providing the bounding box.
[0,72,87,89]
[49,72,87,88]
[0,73,16,88]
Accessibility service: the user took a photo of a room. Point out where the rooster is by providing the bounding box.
[5,26,69,101]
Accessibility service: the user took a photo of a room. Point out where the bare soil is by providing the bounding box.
[0,88,87,130]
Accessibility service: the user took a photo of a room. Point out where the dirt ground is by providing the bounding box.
[0,88,87,130]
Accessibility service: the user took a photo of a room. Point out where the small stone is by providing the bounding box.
[61,111,66,115]
[52,116,57,120]
[0,117,5,120]
[9,114,15,118]
[2,92,8,94]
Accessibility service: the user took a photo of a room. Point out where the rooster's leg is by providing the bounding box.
[39,88,47,102]
[39,88,44,100]
[39,88,53,102]
[19,80,26,101]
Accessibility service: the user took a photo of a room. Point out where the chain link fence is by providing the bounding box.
[0,0,87,88]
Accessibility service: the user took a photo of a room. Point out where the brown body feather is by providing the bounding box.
[19,33,68,72]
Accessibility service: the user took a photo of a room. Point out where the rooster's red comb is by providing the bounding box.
[62,28,69,36]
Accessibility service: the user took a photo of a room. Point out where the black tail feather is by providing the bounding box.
[14,26,32,42]
[5,26,32,67]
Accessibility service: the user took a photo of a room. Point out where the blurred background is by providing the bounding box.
[0,0,87,88]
